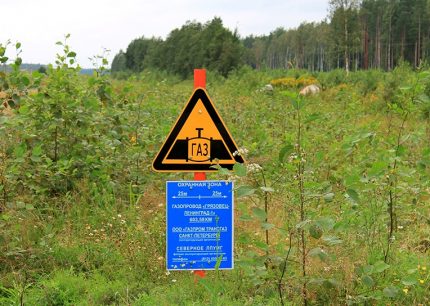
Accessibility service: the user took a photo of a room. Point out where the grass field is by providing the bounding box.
[1,60,430,305]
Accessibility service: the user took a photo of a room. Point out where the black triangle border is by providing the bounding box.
[152,88,244,172]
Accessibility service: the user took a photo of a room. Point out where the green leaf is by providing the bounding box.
[290,98,300,110]
[236,185,255,198]
[15,201,26,209]
[396,144,406,157]
[0,47,5,56]
[21,76,30,86]
[15,57,22,66]
[282,90,297,99]
[261,222,275,230]
[315,217,335,231]
[373,261,390,273]
[295,219,311,229]
[233,163,247,177]
[399,86,412,91]
[362,275,375,287]
[0,56,8,63]
[323,278,339,289]
[219,167,230,175]
[401,276,418,286]
[16,42,21,49]
[279,144,294,163]
[252,207,267,221]
[309,224,323,239]
[30,156,41,163]
[32,145,42,157]
[255,240,268,251]
[305,113,321,123]
[323,192,334,202]
[84,97,99,110]
[346,188,359,203]
[67,51,77,58]
[211,164,230,175]
[215,254,223,270]
[260,186,274,193]
[383,286,399,298]
[345,174,360,186]
[368,161,387,178]
[8,99,16,108]
[417,93,430,104]
[14,143,27,158]
[308,247,328,261]
[239,215,253,222]
[322,236,343,246]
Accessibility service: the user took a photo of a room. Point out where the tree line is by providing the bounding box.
[111,17,243,78]
[111,0,430,77]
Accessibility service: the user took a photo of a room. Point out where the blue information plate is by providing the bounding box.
[166,180,234,270]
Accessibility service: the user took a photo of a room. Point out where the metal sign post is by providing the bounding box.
[153,69,241,279]
[166,180,234,270]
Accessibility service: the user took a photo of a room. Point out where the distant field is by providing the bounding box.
[1,63,430,305]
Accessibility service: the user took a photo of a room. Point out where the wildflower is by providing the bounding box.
[130,135,137,144]
[288,153,298,162]
[247,163,262,173]
[233,147,249,157]
[165,271,170,276]
[419,279,425,284]
[117,214,122,218]
[422,266,427,271]
[172,279,177,283]
[403,288,408,294]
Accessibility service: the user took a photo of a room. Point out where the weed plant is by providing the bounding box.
[0,40,429,305]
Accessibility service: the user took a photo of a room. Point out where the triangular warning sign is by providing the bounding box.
[152,88,245,172]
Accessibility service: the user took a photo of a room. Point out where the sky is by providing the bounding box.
[1,0,329,68]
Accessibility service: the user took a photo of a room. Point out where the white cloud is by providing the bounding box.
[0,0,328,68]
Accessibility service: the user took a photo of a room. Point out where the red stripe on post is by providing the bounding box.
[193,69,207,182]
[194,69,206,89]
[194,68,206,280]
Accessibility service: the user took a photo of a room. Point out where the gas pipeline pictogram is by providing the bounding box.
[152,88,244,172]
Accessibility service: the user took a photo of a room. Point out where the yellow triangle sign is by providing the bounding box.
[152,88,244,172]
